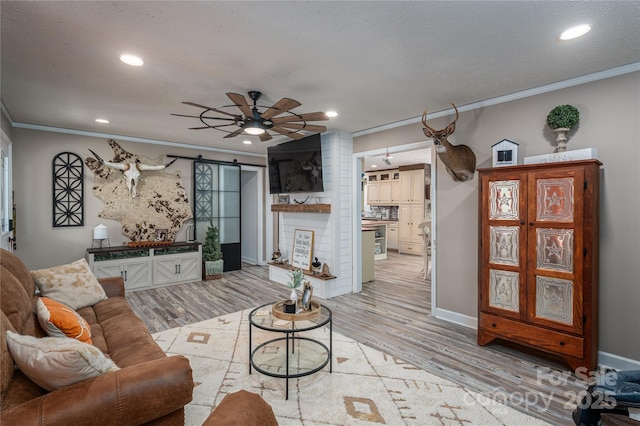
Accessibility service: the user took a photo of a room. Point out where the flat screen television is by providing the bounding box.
[267,133,324,194]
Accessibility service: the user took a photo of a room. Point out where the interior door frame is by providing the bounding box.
[351,140,436,310]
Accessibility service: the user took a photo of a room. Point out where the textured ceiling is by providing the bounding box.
[2,1,639,156]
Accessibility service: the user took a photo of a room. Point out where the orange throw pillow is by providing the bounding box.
[36,297,92,344]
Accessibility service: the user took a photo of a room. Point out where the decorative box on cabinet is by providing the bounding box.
[87,242,202,291]
[477,160,601,371]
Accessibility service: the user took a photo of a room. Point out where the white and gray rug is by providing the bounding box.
[152,310,550,425]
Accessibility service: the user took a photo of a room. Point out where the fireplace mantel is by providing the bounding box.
[271,203,331,213]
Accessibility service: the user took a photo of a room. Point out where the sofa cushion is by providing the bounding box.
[0,249,37,296]
[6,331,119,392]
[0,266,34,334]
[31,259,107,310]
[37,297,92,344]
[1,311,17,404]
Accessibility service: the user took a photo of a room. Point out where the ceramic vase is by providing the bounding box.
[290,287,298,304]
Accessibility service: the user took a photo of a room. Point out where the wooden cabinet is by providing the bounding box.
[391,171,401,203]
[477,160,601,370]
[398,204,424,255]
[387,223,399,250]
[87,243,202,291]
[367,170,397,205]
[399,168,425,204]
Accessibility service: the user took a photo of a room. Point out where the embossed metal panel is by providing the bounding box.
[490,226,519,266]
[489,269,519,312]
[489,180,519,220]
[536,228,574,272]
[535,276,573,325]
[536,178,574,222]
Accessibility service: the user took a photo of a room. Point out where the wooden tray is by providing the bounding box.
[272,300,321,321]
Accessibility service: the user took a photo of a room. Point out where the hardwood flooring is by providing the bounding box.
[127,251,584,425]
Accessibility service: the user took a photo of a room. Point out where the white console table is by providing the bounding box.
[86,242,202,291]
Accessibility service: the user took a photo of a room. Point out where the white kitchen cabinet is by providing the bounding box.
[367,170,396,205]
[399,167,426,204]
[92,256,152,291]
[399,204,425,255]
[387,223,399,250]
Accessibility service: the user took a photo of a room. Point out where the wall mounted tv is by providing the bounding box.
[267,133,324,194]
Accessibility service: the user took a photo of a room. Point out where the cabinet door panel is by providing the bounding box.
[94,263,123,280]
[122,259,152,290]
[178,256,201,282]
[480,171,527,320]
[154,258,178,286]
[526,168,584,334]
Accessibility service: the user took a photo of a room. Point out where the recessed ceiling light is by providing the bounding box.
[242,140,252,145]
[95,118,110,124]
[559,24,592,41]
[371,164,377,168]
[326,111,338,118]
[119,54,144,66]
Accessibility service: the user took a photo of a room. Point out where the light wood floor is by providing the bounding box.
[127,251,584,425]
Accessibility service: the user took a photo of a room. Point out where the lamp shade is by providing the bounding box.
[93,224,108,240]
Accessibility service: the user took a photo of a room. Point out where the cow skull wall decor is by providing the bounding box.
[422,104,476,182]
[88,149,177,198]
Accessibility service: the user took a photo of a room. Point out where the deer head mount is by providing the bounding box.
[422,104,476,182]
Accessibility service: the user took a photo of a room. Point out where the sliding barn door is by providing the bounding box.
[194,161,241,271]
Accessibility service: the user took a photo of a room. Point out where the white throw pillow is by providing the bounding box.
[31,258,107,310]
[5,330,119,391]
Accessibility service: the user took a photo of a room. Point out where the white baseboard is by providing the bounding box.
[434,307,477,329]
[435,308,640,372]
[598,351,640,371]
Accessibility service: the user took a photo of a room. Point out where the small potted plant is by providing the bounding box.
[284,268,306,313]
[546,104,580,152]
[202,222,223,280]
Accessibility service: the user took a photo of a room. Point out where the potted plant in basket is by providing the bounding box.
[546,104,580,152]
[202,222,223,280]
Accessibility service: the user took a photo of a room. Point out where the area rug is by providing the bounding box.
[152,310,550,425]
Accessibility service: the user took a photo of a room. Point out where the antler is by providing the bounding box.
[89,149,128,171]
[422,103,460,132]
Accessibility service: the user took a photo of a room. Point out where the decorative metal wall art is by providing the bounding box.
[52,152,84,227]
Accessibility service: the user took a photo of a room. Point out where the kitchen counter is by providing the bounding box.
[361,221,388,260]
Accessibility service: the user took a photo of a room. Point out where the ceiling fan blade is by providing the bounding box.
[171,113,236,121]
[189,123,238,130]
[226,93,253,117]
[260,98,301,120]
[259,132,273,142]
[276,123,327,133]
[181,102,239,118]
[223,128,245,138]
[270,126,305,139]
[271,112,330,124]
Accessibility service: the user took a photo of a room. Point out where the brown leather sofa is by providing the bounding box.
[0,249,194,425]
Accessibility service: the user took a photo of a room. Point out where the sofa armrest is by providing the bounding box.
[1,355,193,426]
[98,276,125,298]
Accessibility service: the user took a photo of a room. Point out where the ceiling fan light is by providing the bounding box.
[244,126,265,135]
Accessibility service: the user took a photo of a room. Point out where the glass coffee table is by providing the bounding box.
[248,301,332,399]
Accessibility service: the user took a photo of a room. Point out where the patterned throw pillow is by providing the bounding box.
[31,259,107,310]
[37,297,92,344]
[5,330,119,391]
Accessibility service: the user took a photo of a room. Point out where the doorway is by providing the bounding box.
[353,141,436,312]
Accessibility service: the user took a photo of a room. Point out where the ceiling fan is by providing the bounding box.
[171,91,329,142]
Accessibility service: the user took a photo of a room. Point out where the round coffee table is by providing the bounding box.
[248,302,332,399]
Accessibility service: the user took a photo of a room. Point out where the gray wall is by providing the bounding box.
[354,72,640,362]
[10,128,265,268]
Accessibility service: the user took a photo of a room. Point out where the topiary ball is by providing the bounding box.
[546,104,580,129]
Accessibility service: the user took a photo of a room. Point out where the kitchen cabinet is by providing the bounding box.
[93,255,152,291]
[361,230,375,283]
[477,160,601,370]
[399,204,425,255]
[399,167,426,204]
[387,223,399,250]
[367,170,396,205]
